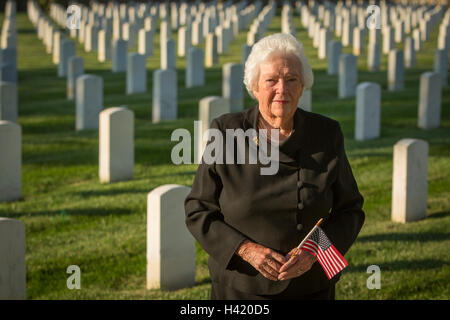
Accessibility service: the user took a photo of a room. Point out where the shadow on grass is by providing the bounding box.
[427,211,450,220]
[0,207,133,218]
[195,278,212,286]
[348,259,448,273]
[17,27,36,34]
[357,230,450,243]
[75,188,150,197]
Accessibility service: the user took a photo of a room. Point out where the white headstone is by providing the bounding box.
[76,74,103,130]
[0,120,21,202]
[388,49,404,91]
[352,27,364,56]
[99,106,134,183]
[328,40,342,75]
[338,54,357,98]
[161,38,175,70]
[84,24,98,52]
[383,26,394,54]
[98,30,111,62]
[241,44,252,66]
[434,48,448,87]
[52,31,63,64]
[138,28,153,57]
[319,28,331,59]
[186,47,204,88]
[342,19,353,47]
[196,96,230,163]
[412,28,422,51]
[368,42,380,72]
[67,56,84,100]
[205,33,218,67]
[152,69,177,122]
[404,37,416,68]
[392,139,428,223]
[126,53,147,94]
[146,184,195,290]
[355,82,381,141]
[192,19,203,45]
[178,26,191,57]
[297,89,312,112]
[418,72,442,130]
[112,39,127,72]
[222,63,244,112]
[0,217,26,299]
[0,81,17,122]
[395,21,404,43]
[58,39,75,77]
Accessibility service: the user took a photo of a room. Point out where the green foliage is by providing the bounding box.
[0,10,449,300]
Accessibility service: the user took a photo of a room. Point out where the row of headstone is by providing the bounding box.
[45,0,263,100]
[50,0,255,70]
[303,0,435,223]
[353,68,442,142]
[281,3,296,38]
[247,2,276,46]
[1,1,17,50]
[27,1,77,78]
[301,0,438,225]
[0,2,21,210]
[301,0,445,79]
[0,1,18,125]
[280,2,314,112]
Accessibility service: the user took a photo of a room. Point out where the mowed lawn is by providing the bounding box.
[0,10,449,300]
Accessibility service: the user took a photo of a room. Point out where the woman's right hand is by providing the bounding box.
[236,240,287,281]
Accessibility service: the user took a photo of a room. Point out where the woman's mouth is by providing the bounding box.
[273,100,289,104]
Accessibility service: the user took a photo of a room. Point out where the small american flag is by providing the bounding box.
[302,226,348,280]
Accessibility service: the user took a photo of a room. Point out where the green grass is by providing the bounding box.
[0,10,449,300]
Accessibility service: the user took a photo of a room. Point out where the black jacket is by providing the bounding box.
[185,106,365,295]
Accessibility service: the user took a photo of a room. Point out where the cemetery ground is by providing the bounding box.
[1,11,449,300]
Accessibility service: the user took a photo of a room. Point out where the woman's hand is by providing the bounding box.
[236,240,287,281]
[277,249,316,281]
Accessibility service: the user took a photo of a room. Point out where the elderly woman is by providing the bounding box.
[185,33,365,300]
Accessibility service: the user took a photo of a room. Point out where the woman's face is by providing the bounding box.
[253,52,304,124]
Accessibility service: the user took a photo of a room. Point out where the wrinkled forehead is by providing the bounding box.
[259,51,303,76]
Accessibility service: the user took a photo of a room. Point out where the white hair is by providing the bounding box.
[244,33,314,99]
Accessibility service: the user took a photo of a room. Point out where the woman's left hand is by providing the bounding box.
[277,249,316,281]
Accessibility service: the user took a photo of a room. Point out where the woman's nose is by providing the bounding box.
[275,79,286,94]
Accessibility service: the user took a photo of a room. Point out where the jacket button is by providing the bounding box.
[297,181,303,188]
[296,223,303,231]
[297,202,304,210]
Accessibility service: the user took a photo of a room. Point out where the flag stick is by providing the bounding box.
[288,218,324,259]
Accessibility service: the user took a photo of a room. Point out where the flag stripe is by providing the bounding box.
[330,248,346,269]
[305,241,334,278]
[302,242,333,277]
[320,249,337,276]
[323,249,339,275]
[316,254,332,279]
[332,246,348,267]
[327,245,347,269]
[309,240,335,278]
[299,227,348,280]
